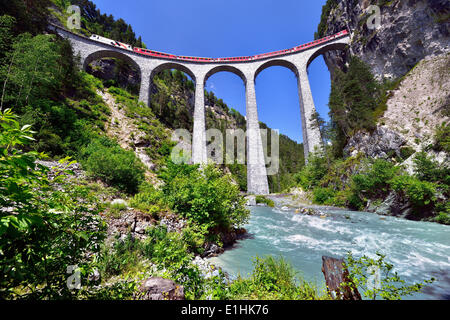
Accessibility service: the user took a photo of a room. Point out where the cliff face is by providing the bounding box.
[321,0,450,80]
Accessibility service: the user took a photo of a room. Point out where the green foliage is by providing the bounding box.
[108,201,128,219]
[312,187,336,205]
[349,159,399,208]
[80,136,145,194]
[0,109,106,299]
[433,122,450,153]
[159,161,250,233]
[294,151,328,190]
[52,0,145,47]
[413,151,448,184]
[255,195,275,207]
[328,57,384,157]
[228,256,327,300]
[390,175,437,209]
[399,146,415,161]
[344,252,434,300]
[315,0,339,39]
[0,0,51,35]
[129,183,167,219]
[150,70,194,132]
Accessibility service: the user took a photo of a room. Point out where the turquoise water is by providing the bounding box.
[208,205,450,299]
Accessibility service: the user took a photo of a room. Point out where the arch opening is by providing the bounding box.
[204,65,247,84]
[254,64,305,193]
[205,70,248,190]
[84,50,142,95]
[149,67,196,133]
[254,59,299,82]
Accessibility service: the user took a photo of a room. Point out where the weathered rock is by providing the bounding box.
[321,0,450,80]
[219,228,247,248]
[365,191,414,218]
[344,126,406,159]
[136,277,184,300]
[201,243,224,258]
[159,215,187,233]
[106,210,155,241]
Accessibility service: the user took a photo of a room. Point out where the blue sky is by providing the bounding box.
[91,0,331,143]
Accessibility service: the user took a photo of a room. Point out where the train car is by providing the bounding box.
[90,34,133,51]
[133,47,178,59]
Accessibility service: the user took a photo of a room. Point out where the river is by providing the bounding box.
[208,204,450,300]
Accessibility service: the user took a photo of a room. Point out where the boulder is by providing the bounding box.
[136,277,184,300]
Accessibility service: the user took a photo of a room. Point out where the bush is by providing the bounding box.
[294,151,328,189]
[413,151,448,184]
[129,183,166,219]
[312,187,336,205]
[80,136,145,194]
[159,161,250,233]
[433,122,450,153]
[255,195,275,207]
[344,252,434,300]
[228,256,326,300]
[0,109,106,299]
[353,159,399,196]
[390,175,437,209]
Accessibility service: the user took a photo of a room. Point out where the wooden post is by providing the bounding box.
[321,256,361,300]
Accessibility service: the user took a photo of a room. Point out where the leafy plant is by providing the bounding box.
[343,252,434,300]
[228,256,327,300]
[0,109,106,299]
[159,161,250,234]
[80,136,145,194]
[255,195,275,207]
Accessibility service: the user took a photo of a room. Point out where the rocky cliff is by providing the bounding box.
[320,0,449,164]
[320,0,449,80]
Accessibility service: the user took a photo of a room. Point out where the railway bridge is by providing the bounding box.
[50,25,350,195]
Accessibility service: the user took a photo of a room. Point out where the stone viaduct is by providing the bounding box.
[49,25,350,195]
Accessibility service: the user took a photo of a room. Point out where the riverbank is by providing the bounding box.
[209,202,450,300]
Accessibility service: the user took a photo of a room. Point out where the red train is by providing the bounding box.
[90,30,349,63]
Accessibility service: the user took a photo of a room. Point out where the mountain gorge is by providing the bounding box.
[0,0,449,301]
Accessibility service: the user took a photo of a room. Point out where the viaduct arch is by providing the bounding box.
[50,24,350,195]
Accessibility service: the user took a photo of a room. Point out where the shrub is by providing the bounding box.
[160,161,250,233]
[413,151,448,184]
[352,159,400,197]
[390,175,437,209]
[129,183,166,218]
[255,195,275,207]
[0,109,106,299]
[433,122,450,153]
[344,252,434,300]
[228,256,326,300]
[80,136,145,194]
[312,187,336,205]
[295,151,328,189]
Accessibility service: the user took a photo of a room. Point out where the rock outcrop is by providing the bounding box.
[136,277,184,300]
[344,126,407,159]
[320,0,450,80]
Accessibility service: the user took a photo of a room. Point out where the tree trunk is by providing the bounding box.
[321,256,361,300]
